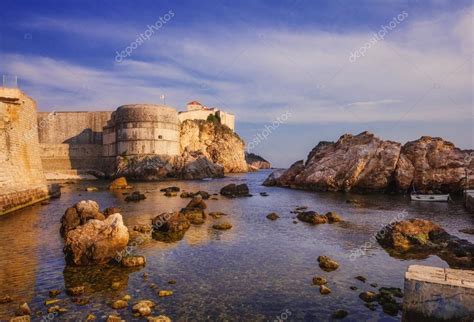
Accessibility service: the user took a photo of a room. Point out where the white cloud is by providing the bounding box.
[2,6,472,127]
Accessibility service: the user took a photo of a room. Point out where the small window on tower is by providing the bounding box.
[158,135,163,139]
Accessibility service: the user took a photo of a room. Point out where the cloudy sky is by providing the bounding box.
[0,0,472,167]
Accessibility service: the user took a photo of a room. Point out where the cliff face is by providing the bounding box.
[245,153,271,170]
[180,120,248,173]
[264,132,473,193]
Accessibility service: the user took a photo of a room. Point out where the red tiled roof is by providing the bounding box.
[187,101,202,105]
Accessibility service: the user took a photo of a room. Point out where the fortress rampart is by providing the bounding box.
[0,88,58,215]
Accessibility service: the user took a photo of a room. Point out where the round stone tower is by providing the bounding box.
[103,104,180,157]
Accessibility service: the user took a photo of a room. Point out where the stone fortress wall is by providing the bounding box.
[0,87,57,215]
[37,111,112,179]
[36,100,234,178]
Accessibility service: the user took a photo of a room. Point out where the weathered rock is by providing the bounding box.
[125,191,146,202]
[297,211,328,224]
[359,291,378,302]
[395,136,473,193]
[15,303,30,316]
[132,300,155,317]
[147,316,172,322]
[317,256,339,271]
[60,200,104,237]
[220,183,250,197]
[245,152,271,170]
[266,212,280,220]
[107,314,124,322]
[108,177,129,190]
[10,316,30,322]
[151,212,190,242]
[121,256,146,267]
[103,207,121,218]
[377,219,474,268]
[355,276,366,283]
[325,211,342,223]
[332,310,348,319]
[185,195,207,210]
[158,290,173,297]
[160,186,180,193]
[110,300,128,309]
[180,119,248,173]
[319,285,331,295]
[164,191,177,197]
[312,276,327,285]
[0,295,13,304]
[66,286,85,296]
[64,214,129,266]
[264,132,473,193]
[212,222,232,230]
[208,212,228,218]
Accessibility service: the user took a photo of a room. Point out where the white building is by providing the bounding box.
[178,101,235,131]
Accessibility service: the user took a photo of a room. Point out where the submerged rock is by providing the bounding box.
[110,300,128,310]
[325,211,342,223]
[108,177,129,190]
[132,300,155,317]
[377,219,474,268]
[297,211,328,224]
[151,212,190,242]
[220,184,250,197]
[121,256,146,268]
[312,276,327,285]
[158,290,173,297]
[147,316,172,322]
[64,214,129,266]
[359,291,378,302]
[266,212,280,220]
[332,310,348,319]
[319,285,331,295]
[212,222,233,230]
[125,191,146,202]
[66,286,85,296]
[317,256,339,271]
[160,186,180,193]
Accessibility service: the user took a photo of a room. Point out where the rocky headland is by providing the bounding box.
[112,120,247,181]
[245,152,271,170]
[264,132,473,193]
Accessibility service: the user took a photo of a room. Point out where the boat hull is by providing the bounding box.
[411,194,449,202]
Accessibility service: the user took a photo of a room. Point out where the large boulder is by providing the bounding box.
[220,183,250,197]
[394,136,473,193]
[60,200,105,237]
[151,212,190,242]
[64,214,129,266]
[108,177,129,190]
[377,219,474,269]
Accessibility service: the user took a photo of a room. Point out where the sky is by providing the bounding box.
[0,0,472,167]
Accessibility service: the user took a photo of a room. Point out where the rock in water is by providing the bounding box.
[64,214,129,265]
[125,191,146,202]
[121,256,146,267]
[317,256,339,271]
[263,132,473,193]
[185,195,207,209]
[108,177,129,190]
[394,136,472,193]
[220,183,250,197]
[60,200,105,237]
[266,213,280,220]
[151,212,190,242]
[297,211,328,224]
[377,219,474,269]
[245,152,271,170]
[212,222,233,230]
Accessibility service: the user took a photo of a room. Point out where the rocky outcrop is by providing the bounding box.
[64,213,129,266]
[264,132,473,193]
[395,136,472,193]
[377,219,474,269]
[180,120,248,173]
[151,212,190,242]
[113,150,224,181]
[245,152,271,170]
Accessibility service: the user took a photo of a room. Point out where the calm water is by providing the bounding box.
[0,170,472,321]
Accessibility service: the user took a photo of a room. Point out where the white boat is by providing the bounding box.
[410,194,450,202]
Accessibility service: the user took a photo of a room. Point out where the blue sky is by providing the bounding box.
[1,0,473,167]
